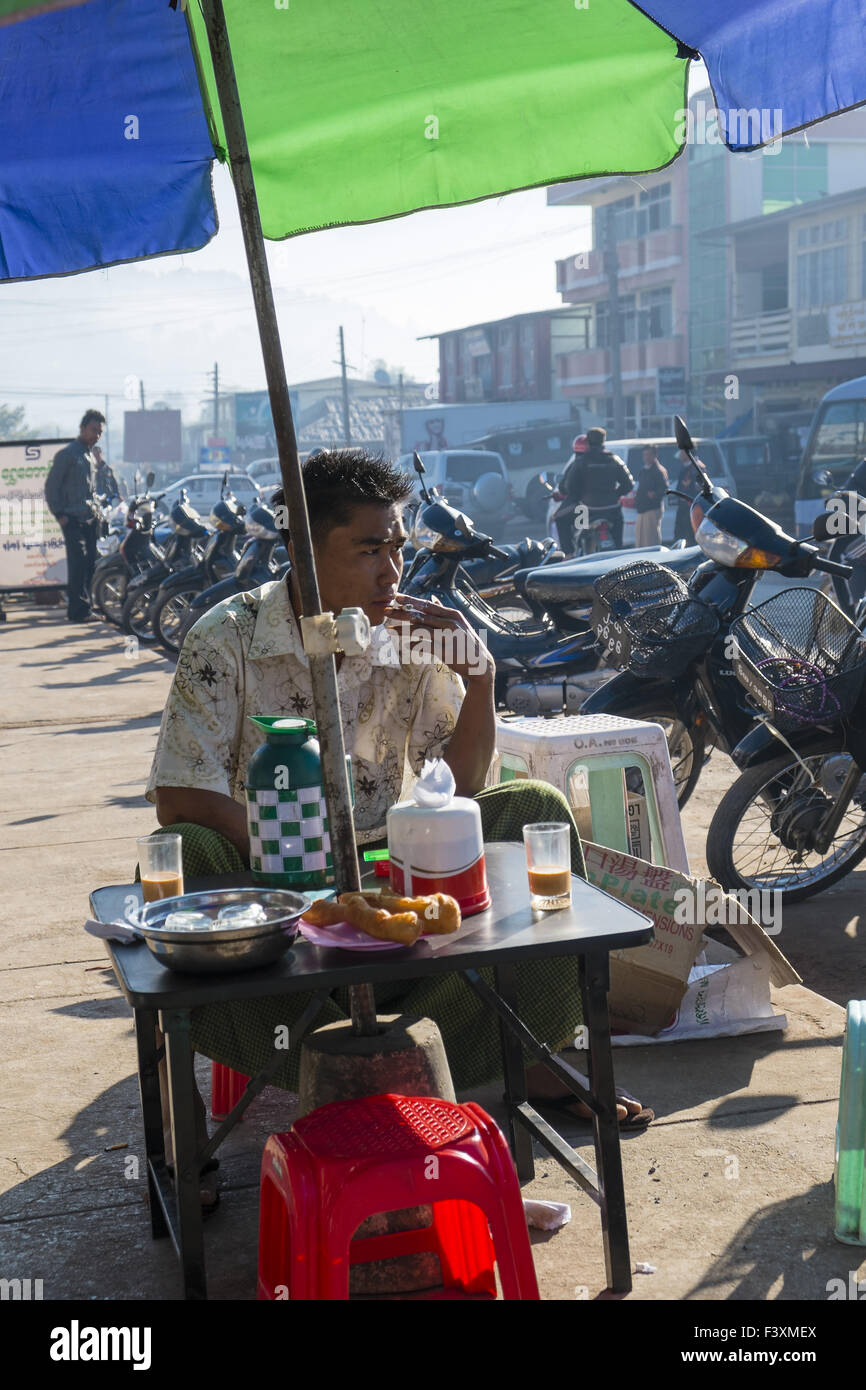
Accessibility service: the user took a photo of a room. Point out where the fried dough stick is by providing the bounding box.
[359,890,461,934]
[338,893,421,945]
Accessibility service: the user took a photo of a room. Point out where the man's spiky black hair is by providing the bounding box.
[271,448,414,546]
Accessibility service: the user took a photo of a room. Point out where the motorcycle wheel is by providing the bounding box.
[706,748,866,906]
[152,585,201,655]
[120,587,158,643]
[627,713,704,810]
[92,568,128,626]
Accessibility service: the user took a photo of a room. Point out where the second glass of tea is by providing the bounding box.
[138,834,184,903]
[522,822,571,912]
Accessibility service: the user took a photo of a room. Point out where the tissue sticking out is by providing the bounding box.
[386,759,491,916]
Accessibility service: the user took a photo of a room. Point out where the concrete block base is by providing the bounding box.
[298,1014,456,1296]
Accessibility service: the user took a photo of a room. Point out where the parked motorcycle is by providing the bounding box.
[119,491,210,642]
[581,415,854,810]
[706,518,866,906]
[458,536,564,613]
[90,474,169,625]
[149,476,247,655]
[402,454,617,714]
[181,500,289,637]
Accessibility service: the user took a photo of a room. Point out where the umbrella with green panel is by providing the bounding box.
[2,0,864,1028]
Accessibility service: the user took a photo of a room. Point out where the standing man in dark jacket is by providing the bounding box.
[559,426,633,553]
[44,409,105,622]
[634,444,669,547]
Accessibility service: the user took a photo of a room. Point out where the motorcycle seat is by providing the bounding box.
[521,545,702,604]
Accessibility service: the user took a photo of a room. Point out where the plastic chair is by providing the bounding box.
[835,999,866,1245]
[210,1062,250,1122]
[257,1094,540,1300]
[489,712,689,872]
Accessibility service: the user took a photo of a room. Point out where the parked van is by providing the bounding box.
[795,376,866,535]
[603,437,735,545]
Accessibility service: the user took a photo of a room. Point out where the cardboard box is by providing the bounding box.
[583,841,800,1035]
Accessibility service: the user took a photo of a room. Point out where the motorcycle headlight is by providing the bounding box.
[695,515,750,565]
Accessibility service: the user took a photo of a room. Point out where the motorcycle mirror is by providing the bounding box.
[812,468,834,488]
[673,415,694,455]
[146,470,155,487]
[413,451,434,504]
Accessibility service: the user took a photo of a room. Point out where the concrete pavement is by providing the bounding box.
[1,598,864,1301]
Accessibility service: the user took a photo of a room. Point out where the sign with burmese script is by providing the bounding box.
[0,439,71,590]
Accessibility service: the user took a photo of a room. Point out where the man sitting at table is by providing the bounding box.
[146,450,651,1198]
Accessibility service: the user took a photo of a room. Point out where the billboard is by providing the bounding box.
[123,409,182,464]
[0,439,72,589]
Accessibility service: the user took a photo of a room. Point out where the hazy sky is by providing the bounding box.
[1,65,709,444]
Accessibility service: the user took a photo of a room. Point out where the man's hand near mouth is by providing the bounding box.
[384,593,495,798]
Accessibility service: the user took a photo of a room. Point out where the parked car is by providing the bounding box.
[602,437,736,545]
[395,449,511,531]
[246,456,282,496]
[155,471,260,518]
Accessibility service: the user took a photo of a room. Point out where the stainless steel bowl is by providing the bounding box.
[137,887,309,974]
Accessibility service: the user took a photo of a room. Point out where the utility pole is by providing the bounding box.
[601,206,625,437]
[398,372,405,454]
[139,380,146,410]
[212,361,220,438]
[339,326,351,446]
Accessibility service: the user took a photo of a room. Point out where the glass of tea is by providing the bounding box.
[522,822,571,912]
[138,834,184,903]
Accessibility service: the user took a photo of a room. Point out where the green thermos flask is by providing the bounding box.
[245,716,351,890]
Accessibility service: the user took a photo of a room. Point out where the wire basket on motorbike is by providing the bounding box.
[591,559,719,679]
[729,586,866,731]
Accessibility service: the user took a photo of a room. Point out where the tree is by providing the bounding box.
[0,404,29,440]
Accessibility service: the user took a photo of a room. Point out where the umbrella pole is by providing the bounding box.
[200,0,377,1036]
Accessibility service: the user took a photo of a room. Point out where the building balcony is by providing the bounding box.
[556,225,684,298]
[729,309,792,360]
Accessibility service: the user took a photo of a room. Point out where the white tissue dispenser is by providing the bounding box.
[386,761,490,915]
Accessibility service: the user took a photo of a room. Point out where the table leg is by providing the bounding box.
[493,963,535,1183]
[162,1008,207,1301]
[134,1006,168,1240]
[581,950,632,1295]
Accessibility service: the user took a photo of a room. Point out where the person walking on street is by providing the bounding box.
[44,409,105,622]
[556,426,633,555]
[634,444,669,548]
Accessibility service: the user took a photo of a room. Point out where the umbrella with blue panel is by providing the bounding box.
[2,0,864,1030]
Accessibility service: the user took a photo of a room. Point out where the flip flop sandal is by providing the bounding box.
[525,1095,655,1131]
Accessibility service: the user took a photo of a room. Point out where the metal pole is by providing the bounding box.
[339,326,351,446]
[213,361,219,438]
[200,0,375,1034]
[602,208,625,437]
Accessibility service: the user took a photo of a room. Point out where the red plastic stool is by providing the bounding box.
[257,1094,539,1300]
[210,1062,250,1121]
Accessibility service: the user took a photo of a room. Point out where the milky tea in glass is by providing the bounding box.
[138,834,184,904]
[523,822,571,912]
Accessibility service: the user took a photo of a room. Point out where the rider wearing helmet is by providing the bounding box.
[556,427,633,554]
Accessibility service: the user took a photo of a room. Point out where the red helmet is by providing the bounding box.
[572,434,589,452]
